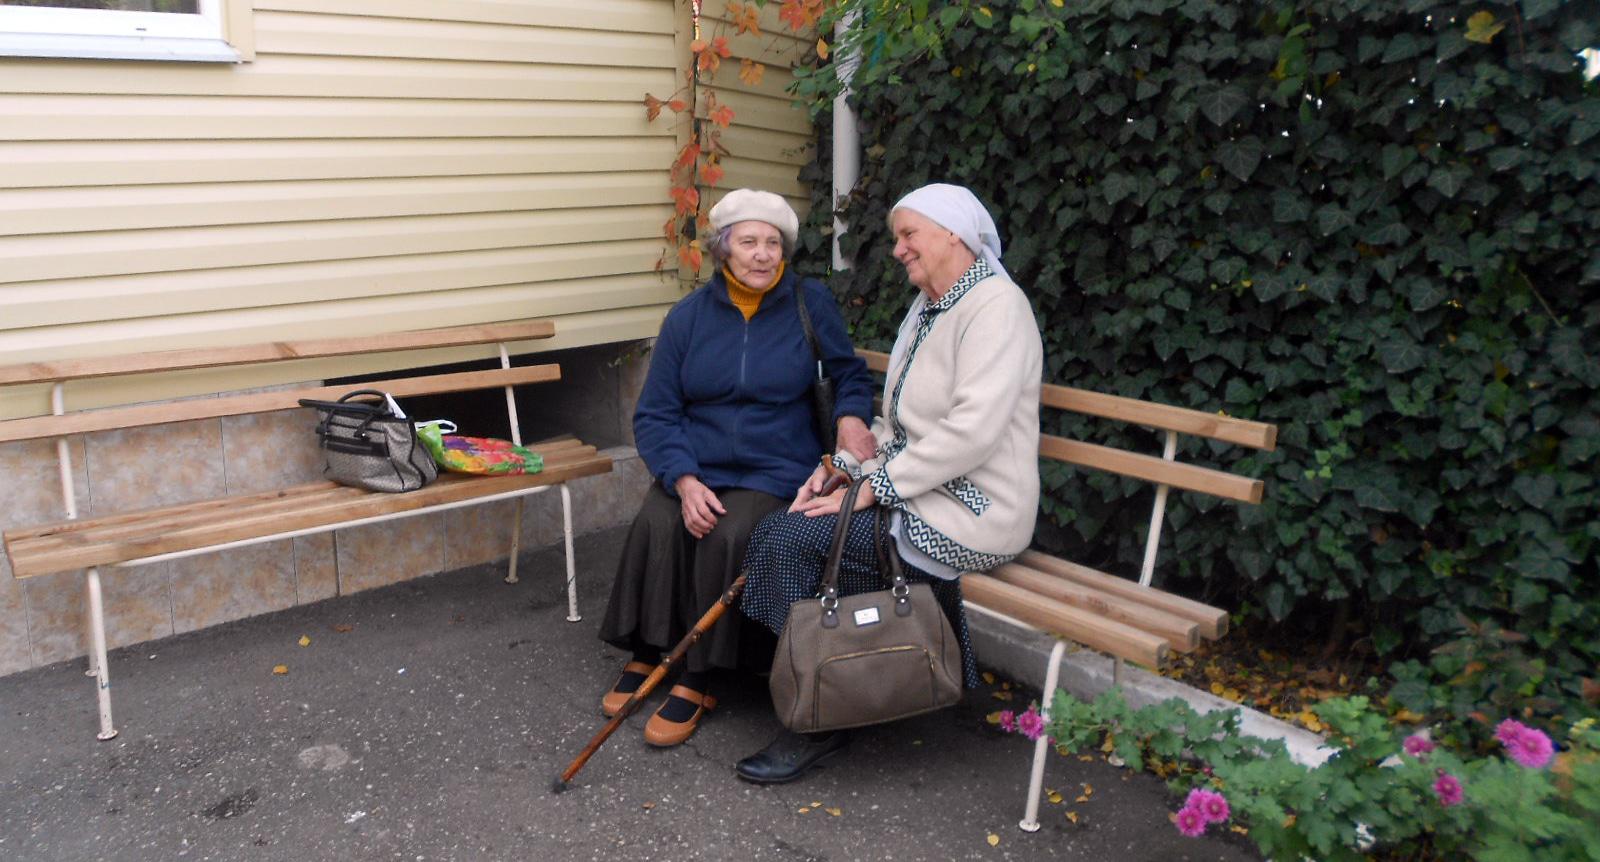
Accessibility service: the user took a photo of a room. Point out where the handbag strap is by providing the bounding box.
[816,478,911,628]
[792,281,826,384]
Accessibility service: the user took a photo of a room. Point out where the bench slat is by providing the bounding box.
[964,574,1170,667]
[0,365,562,444]
[1017,550,1229,640]
[856,349,1275,450]
[1040,434,1264,504]
[0,320,557,387]
[990,562,1200,652]
[4,446,610,579]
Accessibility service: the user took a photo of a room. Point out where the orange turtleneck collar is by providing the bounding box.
[723,262,785,322]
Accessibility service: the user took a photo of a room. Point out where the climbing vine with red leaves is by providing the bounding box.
[645,0,830,275]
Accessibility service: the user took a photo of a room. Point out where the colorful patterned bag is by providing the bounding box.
[416,422,543,476]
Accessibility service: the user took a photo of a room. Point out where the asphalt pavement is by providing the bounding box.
[0,526,1259,861]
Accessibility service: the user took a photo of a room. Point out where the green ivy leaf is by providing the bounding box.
[1199,85,1249,126]
[1216,137,1263,181]
[1378,339,1426,374]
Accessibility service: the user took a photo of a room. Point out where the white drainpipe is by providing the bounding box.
[831,7,862,271]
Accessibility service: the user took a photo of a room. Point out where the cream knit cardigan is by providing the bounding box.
[844,261,1043,572]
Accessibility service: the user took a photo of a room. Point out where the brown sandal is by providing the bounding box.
[643,685,717,747]
[600,660,657,718]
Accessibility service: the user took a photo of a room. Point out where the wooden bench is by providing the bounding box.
[858,349,1277,830]
[1,322,614,740]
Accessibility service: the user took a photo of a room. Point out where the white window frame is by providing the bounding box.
[0,0,245,62]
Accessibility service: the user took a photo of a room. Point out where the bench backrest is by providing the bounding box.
[857,349,1275,585]
[0,321,560,525]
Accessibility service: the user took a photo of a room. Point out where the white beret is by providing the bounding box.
[709,188,799,247]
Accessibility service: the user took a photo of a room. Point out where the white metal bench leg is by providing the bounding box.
[504,497,525,584]
[1019,639,1067,832]
[561,483,580,622]
[84,567,118,741]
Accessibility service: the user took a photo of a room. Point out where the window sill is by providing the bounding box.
[0,32,241,63]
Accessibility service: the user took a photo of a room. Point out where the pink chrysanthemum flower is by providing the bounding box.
[1185,788,1231,824]
[1433,771,1464,807]
[1496,719,1554,769]
[1403,734,1436,757]
[998,710,1016,733]
[1016,706,1045,741]
[1174,805,1207,837]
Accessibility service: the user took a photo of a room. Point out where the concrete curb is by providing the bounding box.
[967,606,1333,767]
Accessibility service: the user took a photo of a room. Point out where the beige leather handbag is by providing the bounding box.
[769,479,964,733]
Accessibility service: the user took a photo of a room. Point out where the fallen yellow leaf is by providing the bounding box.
[1101,734,1116,753]
[642,801,655,810]
[1231,824,1250,835]
[1065,810,1078,823]
[982,671,996,685]
[798,807,810,814]
[825,807,841,817]
[811,801,822,808]
[986,833,1000,847]
[1077,755,1096,763]
[1075,794,1090,803]
[986,711,1004,725]
[1047,790,1063,804]
[272,664,288,675]
[333,623,353,633]
[1082,784,1094,796]
[298,635,311,647]
[991,691,1014,701]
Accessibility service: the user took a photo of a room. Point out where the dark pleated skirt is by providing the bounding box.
[738,507,980,689]
[598,482,787,673]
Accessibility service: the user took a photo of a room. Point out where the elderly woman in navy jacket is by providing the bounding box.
[597,189,875,747]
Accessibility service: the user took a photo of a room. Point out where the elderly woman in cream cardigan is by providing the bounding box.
[735,183,1044,785]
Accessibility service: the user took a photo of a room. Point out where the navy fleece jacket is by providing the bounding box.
[633,269,873,500]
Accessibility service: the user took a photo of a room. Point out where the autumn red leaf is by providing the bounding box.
[816,37,829,60]
[710,103,735,127]
[697,50,722,74]
[678,243,703,272]
[699,160,725,186]
[729,1,760,36]
[674,138,700,170]
[711,36,732,57]
[668,99,687,112]
[739,58,765,86]
[670,185,700,215]
[689,38,707,55]
[778,0,823,32]
[643,93,664,121]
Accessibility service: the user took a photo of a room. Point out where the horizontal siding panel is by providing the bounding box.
[0,96,658,140]
[0,57,672,101]
[0,239,670,328]
[0,138,676,189]
[706,158,806,199]
[0,273,679,364]
[709,123,814,167]
[259,0,675,35]
[0,205,676,283]
[255,11,676,66]
[0,173,666,236]
[721,28,811,67]
[699,87,810,135]
[0,304,675,421]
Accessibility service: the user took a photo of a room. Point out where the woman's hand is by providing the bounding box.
[787,464,830,513]
[835,416,876,463]
[674,475,726,539]
[793,480,876,518]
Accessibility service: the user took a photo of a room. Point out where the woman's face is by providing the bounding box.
[891,209,966,297]
[725,220,784,290]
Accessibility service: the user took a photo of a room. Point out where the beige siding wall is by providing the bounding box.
[0,0,691,419]
[695,0,814,219]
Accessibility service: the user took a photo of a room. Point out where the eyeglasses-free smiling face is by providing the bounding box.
[891,208,972,300]
[726,220,784,291]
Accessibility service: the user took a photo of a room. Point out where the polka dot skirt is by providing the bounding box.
[740,507,980,689]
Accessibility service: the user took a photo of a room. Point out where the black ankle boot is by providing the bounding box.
[734,730,850,784]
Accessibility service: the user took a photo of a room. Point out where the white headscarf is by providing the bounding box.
[890,183,1010,283]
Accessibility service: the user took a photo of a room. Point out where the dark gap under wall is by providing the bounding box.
[328,340,649,451]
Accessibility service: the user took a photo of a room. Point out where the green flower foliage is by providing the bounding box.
[1041,688,1600,860]
[795,0,1600,704]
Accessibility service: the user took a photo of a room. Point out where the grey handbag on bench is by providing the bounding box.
[769,479,964,733]
[298,389,438,493]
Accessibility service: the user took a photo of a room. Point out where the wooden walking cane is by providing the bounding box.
[553,573,748,792]
[552,457,851,792]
